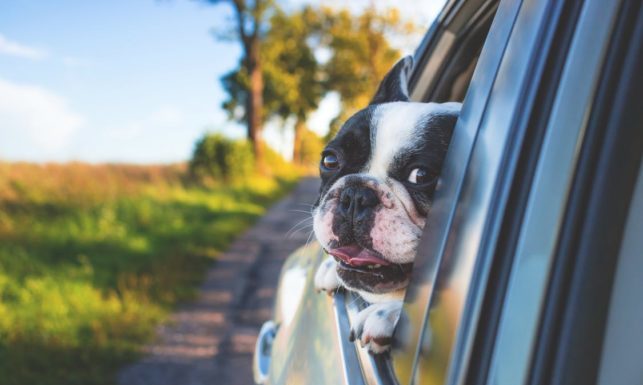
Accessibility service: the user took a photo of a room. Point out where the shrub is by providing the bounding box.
[189,133,254,184]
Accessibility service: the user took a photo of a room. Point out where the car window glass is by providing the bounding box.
[392,0,569,383]
[388,0,508,383]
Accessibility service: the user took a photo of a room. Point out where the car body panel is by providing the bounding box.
[265,243,366,385]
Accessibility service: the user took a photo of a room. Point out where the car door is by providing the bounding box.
[379,0,641,384]
[394,0,642,384]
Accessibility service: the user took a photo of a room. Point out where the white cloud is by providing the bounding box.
[0,78,84,159]
[0,33,48,60]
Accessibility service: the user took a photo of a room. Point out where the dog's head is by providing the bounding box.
[313,56,460,297]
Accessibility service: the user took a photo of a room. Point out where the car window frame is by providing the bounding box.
[391,0,568,382]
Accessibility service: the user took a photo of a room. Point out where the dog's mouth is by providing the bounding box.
[328,245,391,268]
[327,245,413,293]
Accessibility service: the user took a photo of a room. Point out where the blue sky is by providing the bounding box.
[0,0,443,163]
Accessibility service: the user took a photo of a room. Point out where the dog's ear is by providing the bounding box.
[370,55,414,105]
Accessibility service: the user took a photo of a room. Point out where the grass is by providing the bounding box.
[0,162,298,385]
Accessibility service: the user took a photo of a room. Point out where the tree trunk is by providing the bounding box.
[292,118,305,165]
[245,38,265,172]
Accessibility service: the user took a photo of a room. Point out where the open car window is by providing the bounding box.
[333,0,501,383]
[392,0,638,384]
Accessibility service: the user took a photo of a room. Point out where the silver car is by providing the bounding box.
[254,0,643,383]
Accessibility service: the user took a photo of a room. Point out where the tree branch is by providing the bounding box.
[231,0,250,52]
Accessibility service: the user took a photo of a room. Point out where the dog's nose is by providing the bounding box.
[338,186,379,222]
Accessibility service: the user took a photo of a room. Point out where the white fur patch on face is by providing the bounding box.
[365,102,451,178]
[312,177,346,248]
[312,201,338,246]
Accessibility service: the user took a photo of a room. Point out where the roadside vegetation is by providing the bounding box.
[0,157,298,385]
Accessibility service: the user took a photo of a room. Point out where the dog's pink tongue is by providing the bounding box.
[328,245,391,267]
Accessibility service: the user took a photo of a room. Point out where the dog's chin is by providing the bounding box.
[327,245,413,295]
[337,265,412,294]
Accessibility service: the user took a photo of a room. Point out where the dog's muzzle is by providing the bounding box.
[337,185,379,226]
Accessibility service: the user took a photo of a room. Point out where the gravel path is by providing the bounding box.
[118,178,320,385]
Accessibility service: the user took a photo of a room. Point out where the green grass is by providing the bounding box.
[0,162,297,385]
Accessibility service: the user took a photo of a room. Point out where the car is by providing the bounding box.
[253,0,643,383]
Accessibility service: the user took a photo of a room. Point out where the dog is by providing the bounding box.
[312,55,461,354]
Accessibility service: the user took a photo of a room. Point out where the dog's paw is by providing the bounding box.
[314,256,341,294]
[349,301,402,354]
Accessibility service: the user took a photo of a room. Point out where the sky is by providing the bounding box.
[0,0,445,163]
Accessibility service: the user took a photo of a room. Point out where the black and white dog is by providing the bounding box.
[313,56,460,353]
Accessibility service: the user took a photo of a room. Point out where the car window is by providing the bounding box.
[292,0,639,383]
[390,0,619,383]
[400,0,549,381]
[330,1,501,383]
[320,0,502,383]
[389,0,519,382]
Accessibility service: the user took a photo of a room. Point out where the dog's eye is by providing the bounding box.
[321,152,340,171]
[407,168,428,184]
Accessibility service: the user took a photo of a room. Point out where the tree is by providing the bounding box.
[262,7,323,164]
[216,3,416,164]
[320,6,416,138]
[222,6,323,164]
[205,0,274,170]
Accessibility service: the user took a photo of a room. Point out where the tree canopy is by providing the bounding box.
[222,6,324,163]
[214,3,417,166]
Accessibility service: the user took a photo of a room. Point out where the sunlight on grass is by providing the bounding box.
[0,162,298,385]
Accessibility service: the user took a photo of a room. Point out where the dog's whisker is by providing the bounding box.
[305,228,315,246]
[288,209,314,215]
[285,217,314,237]
[288,216,313,228]
[289,221,313,231]
[285,219,313,235]
[285,224,314,239]
[286,223,312,236]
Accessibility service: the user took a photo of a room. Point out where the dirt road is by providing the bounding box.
[118,177,319,385]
